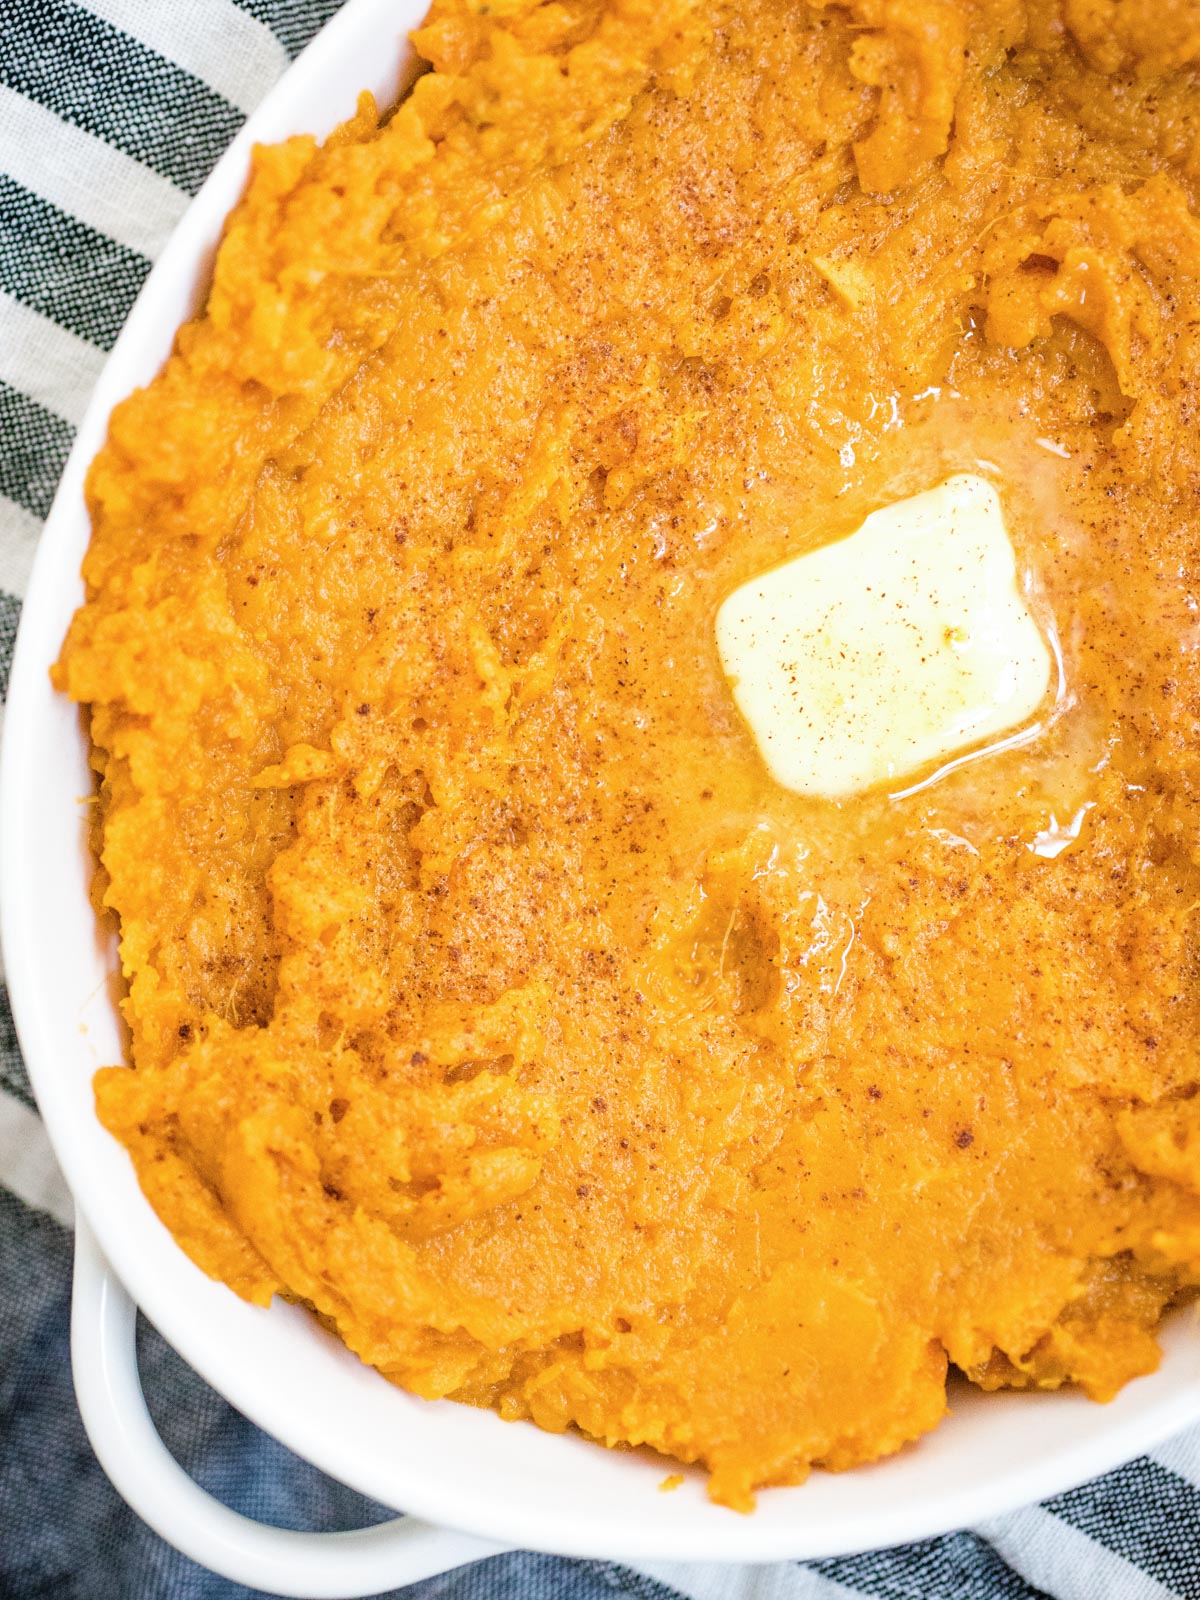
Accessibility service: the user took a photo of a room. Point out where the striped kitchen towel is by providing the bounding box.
[1,4,1199,1598]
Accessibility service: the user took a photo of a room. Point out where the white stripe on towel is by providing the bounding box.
[979,1506,1179,1600]
[84,0,289,117]
[0,1088,73,1229]
[0,497,47,599]
[1150,1425,1200,1490]
[0,84,187,258]
[0,293,105,429]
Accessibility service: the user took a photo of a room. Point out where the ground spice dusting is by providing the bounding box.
[55,0,1200,1510]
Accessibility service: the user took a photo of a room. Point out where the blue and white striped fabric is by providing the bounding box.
[1,5,1199,1597]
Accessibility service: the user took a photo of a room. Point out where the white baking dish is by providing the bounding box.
[4,1,1200,1594]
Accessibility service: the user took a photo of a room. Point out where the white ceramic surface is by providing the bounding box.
[4,0,1200,1588]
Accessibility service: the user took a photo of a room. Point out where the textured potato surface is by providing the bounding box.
[56,0,1200,1508]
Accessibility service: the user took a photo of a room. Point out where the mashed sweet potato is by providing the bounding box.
[56,0,1200,1509]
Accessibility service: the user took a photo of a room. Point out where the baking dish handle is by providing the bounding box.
[71,1217,505,1598]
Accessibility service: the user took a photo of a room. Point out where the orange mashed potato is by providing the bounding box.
[56,0,1200,1509]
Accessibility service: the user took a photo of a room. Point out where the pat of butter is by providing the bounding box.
[715,475,1052,798]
